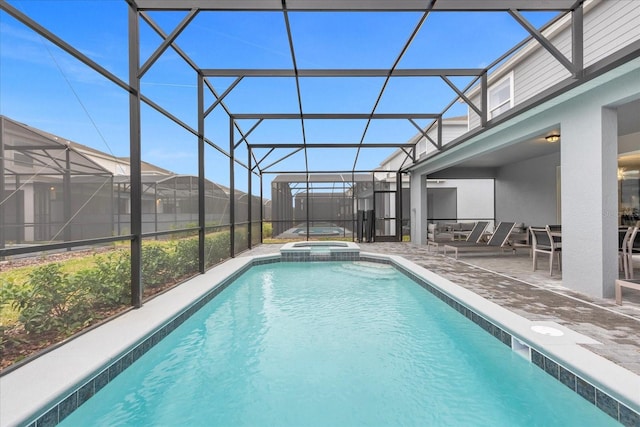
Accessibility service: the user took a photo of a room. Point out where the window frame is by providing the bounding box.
[488,72,515,119]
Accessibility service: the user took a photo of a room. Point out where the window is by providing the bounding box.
[488,72,514,119]
[13,151,34,168]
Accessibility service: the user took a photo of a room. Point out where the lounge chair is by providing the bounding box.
[530,225,562,276]
[453,221,490,243]
[427,221,489,252]
[443,222,516,259]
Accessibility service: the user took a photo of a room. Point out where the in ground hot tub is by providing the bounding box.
[280,241,360,261]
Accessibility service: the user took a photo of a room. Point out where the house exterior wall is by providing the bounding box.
[562,97,620,298]
[23,185,34,241]
[583,0,640,65]
[619,132,640,154]
[416,120,468,159]
[72,148,130,175]
[428,178,495,225]
[495,152,560,228]
[455,179,495,225]
[467,0,640,130]
[410,172,428,245]
[379,118,467,171]
[427,188,457,222]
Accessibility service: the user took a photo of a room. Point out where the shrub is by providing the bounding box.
[7,264,93,335]
[262,222,272,238]
[86,251,131,308]
[142,243,173,288]
[205,231,230,267]
[2,230,244,367]
[234,228,248,251]
[173,237,199,278]
[0,279,14,352]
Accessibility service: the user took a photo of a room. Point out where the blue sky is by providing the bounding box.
[0,1,557,190]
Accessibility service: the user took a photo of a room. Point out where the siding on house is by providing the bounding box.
[583,0,640,66]
[417,121,467,158]
[467,0,640,131]
[380,118,467,171]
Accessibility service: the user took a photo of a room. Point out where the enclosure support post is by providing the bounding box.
[306,173,310,241]
[116,184,121,236]
[229,116,235,257]
[153,183,158,237]
[247,148,252,249]
[396,171,402,241]
[129,3,143,308]
[110,176,115,238]
[260,172,264,243]
[351,171,356,242]
[572,3,584,78]
[0,117,5,251]
[63,148,72,245]
[197,73,205,273]
[15,176,21,244]
[481,71,488,127]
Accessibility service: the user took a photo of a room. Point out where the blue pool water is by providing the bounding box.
[60,262,616,426]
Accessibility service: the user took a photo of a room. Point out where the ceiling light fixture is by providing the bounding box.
[545,134,560,143]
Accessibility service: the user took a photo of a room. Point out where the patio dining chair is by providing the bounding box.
[623,226,639,279]
[619,226,632,277]
[530,226,562,276]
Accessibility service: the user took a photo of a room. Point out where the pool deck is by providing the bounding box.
[242,242,640,376]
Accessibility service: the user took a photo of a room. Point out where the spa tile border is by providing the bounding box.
[280,252,360,262]
[24,254,640,427]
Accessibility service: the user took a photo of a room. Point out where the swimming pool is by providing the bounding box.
[277,224,351,239]
[294,227,343,236]
[58,261,618,426]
